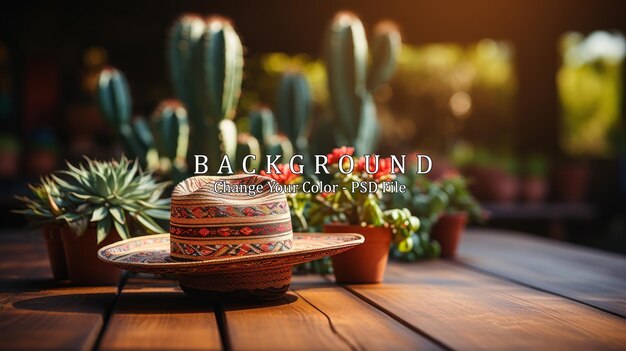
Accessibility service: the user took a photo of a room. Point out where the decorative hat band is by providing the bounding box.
[169,175,294,261]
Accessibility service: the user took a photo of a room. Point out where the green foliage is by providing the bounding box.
[14,177,67,224]
[558,31,624,157]
[97,67,158,169]
[150,100,190,181]
[169,15,245,173]
[55,157,170,244]
[248,106,294,168]
[276,72,313,170]
[324,12,401,154]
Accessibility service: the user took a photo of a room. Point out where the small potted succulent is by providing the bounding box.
[407,172,484,257]
[309,147,420,283]
[14,176,69,279]
[15,157,171,285]
[520,155,549,203]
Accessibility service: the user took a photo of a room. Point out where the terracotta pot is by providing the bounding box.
[521,177,548,203]
[61,227,123,285]
[465,166,519,203]
[431,212,468,258]
[42,224,68,280]
[553,163,590,202]
[324,224,392,284]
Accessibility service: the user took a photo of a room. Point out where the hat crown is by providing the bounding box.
[169,175,293,261]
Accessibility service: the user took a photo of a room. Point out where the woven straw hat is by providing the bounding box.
[98,174,363,300]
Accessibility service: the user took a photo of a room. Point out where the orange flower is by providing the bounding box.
[260,163,302,185]
[326,146,355,165]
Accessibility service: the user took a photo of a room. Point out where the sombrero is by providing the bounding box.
[98,174,363,300]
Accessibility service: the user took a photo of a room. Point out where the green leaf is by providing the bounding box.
[113,220,130,240]
[109,206,125,224]
[50,174,82,193]
[398,237,414,253]
[96,216,112,244]
[143,209,170,220]
[135,212,165,234]
[90,206,109,222]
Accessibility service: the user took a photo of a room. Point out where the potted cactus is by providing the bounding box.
[405,173,484,258]
[15,157,171,285]
[14,176,69,280]
[308,147,420,283]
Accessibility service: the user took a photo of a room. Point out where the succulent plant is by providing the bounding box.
[324,12,401,154]
[169,15,245,173]
[276,72,313,171]
[13,176,67,225]
[52,157,171,244]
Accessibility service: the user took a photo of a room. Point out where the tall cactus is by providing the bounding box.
[276,72,313,170]
[151,99,189,181]
[324,12,401,154]
[97,67,158,169]
[249,106,294,168]
[169,15,244,174]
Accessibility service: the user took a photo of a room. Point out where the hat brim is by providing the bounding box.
[98,233,364,275]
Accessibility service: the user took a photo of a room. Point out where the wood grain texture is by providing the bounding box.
[346,261,626,351]
[458,229,626,317]
[99,275,221,351]
[0,231,118,350]
[0,286,117,350]
[223,275,441,351]
[293,275,442,351]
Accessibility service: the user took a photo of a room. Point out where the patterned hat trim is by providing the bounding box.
[170,175,293,261]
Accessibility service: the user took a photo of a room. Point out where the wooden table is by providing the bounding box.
[1,228,625,350]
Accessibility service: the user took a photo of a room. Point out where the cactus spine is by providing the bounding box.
[276,72,313,170]
[169,15,244,173]
[324,12,401,154]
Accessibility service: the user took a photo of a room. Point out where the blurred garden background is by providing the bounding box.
[1,0,625,253]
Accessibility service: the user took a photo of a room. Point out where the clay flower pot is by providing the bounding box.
[521,177,548,203]
[465,166,519,203]
[42,224,68,280]
[430,212,468,258]
[553,163,590,203]
[61,227,123,285]
[324,224,392,284]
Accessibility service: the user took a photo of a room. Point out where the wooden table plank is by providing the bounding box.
[0,231,118,350]
[100,275,222,351]
[346,261,626,351]
[0,286,118,350]
[222,275,441,351]
[458,229,626,317]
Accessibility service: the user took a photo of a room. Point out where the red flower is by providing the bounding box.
[326,146,355,165]
[260,163,301,185]
[320,192,334,199]
[356,156,396,181]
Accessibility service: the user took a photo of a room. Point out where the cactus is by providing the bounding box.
[97,67,158,169]
[151,100,189,181]
[276,72,313,170]
[324,12,401,154]
[248,106,294,168]
[168,15,244,174]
